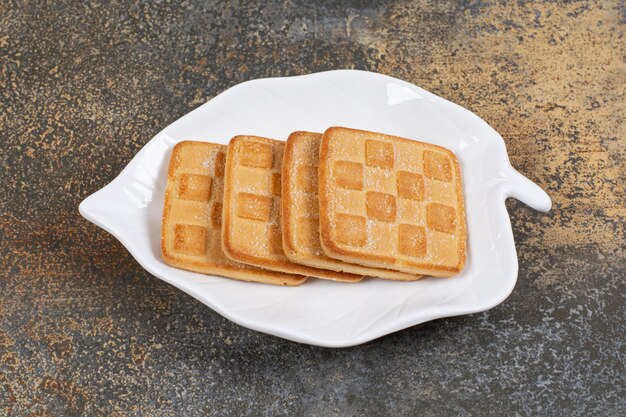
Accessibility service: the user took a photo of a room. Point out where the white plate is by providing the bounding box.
[79,70,551,347]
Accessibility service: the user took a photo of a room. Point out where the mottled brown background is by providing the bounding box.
[1,0,625,416]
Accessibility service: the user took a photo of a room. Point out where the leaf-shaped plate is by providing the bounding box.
[79,70,551,347]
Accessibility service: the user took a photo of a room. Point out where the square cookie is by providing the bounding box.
[318,127,467,277]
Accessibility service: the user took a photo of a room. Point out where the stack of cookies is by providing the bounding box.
[162,127,467,285]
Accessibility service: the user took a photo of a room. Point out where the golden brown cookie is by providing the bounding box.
[318,127,467,277]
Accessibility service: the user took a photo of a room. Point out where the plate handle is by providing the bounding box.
[502,168,552,212]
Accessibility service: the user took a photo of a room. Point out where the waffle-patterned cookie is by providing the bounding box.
[319,127,467,277]
[221,135,363,282]
[282,131,422,281]
[161,141,306,286]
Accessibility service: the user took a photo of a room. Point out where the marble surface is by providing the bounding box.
[1,0,624,415]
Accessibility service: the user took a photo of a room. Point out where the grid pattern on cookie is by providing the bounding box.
[223,136,362,282]
[321,128,465,272]
[163,142,230,264]
[225,137,287,261]
[283,132,421,281]
[162,141,306,286]
[284,133,324,256]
